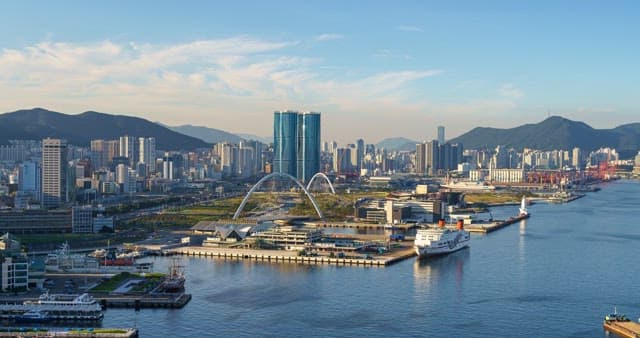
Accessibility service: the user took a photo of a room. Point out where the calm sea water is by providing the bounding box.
[102,180,640,337]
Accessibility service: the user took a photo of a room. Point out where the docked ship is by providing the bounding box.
[414,219,470,257]
[0,292,103,322]
[158,258,186,293]
[45,243,153,273]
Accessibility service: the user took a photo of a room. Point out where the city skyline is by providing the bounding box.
[0,1,638,143]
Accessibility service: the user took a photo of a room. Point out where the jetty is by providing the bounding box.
[462,214,530,234]
[167,246,416,267]
[0,328,138,338]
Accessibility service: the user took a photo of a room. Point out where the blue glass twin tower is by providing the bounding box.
[273,110,321,183]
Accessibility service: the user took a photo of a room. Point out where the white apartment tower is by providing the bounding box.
[138,137,156,174]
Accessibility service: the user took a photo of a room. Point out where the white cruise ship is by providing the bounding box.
[414,219,470,257]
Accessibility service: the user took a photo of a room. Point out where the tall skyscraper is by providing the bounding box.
[41,138,68,208]
[437,126,445,145]
[355,139,365,172]
[119,135,136,166]
[416,143,426,175]
[138,137,156,174]
[273,110,321,182]
[297,112,321,182]
[426,140,439,176]
[273,110,299,177]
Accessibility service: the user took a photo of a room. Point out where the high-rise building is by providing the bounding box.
[572,147,582,169]
[138,137,156,174]
[273,110,299,177]
[437,126,445,145]
[426,140,439,176]
[273,110,321,182]
[297,112,321,182]
[355,139,365,172]
[18,161,40,194]
[41,138,68,208]
[416,143,426,175]
[119,136,136,166]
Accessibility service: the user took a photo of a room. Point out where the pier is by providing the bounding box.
[167,246,416,267]
[0,328,138,337]
[603,320,640,338]
[462,214,530,234]
[95,293,191,309]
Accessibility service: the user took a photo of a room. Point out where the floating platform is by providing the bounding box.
[167,246,416,267]
[603,320,640,338]
[0,328,138,337]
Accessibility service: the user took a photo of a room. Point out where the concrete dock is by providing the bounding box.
[0,328,138,337]
[167,246,416,267]
[603,320,640,338]
[462,214,530,234]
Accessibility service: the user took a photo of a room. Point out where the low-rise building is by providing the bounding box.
[0,233,29,291]
[0,209,71,233]
[251,226,322,251]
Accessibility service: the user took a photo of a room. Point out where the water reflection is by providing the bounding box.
[519,219,527,266]
[413,249,470,301]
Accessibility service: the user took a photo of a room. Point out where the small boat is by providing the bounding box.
[605,307,629,322]
[14,310,51,323]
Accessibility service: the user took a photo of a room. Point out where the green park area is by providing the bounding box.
[91,272,165,293]
[464,191,537,206]
[123,190,390,228]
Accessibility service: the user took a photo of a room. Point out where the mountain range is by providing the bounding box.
[1,109,638,157]
[449,116,640,157]
[0,108,209,150]
[165,124,271,144]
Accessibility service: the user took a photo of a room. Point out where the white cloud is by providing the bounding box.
[498,83,524,99]
[314,34,343,41]
[396,25,423,32]
[0,37,443,140]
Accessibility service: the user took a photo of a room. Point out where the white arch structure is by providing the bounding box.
[233,172,323,220]
[306,172,336,194]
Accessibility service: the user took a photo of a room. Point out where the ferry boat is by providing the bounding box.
[0,292,103,322]
[414,219,470,257]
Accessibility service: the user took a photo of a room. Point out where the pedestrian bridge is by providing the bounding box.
[232,172,335,220]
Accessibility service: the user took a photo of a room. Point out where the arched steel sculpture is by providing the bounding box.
[306,172,336,194]
[233,172,323,220]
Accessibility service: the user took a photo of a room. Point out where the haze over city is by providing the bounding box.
[0,1,638,143]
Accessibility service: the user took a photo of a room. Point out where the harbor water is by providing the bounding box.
[101,180,640,337]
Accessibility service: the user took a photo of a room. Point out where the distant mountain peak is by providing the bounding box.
[0,108,210,150]
[449,115,640,157]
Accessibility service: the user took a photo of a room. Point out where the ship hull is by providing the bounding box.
[415,235,470,257]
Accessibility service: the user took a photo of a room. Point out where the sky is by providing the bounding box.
[0,1,638,144]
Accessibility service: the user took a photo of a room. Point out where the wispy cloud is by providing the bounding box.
[396,25,423,32]
[314,33,343,41]
[498,83,524,99]
[0,37,442,138]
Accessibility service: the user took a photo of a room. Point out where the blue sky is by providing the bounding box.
[0,1,638,143]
